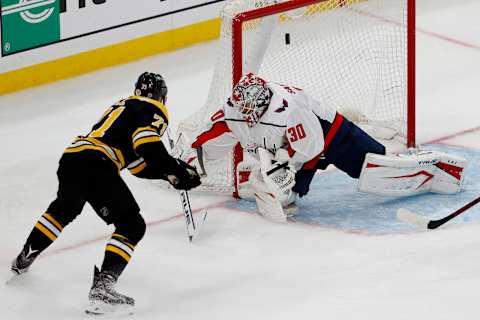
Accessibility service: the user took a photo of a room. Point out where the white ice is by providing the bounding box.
[1,1,480,319]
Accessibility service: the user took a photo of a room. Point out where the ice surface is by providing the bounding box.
[1,1,479,319]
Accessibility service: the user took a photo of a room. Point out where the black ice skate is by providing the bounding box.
[7,245,39,284]
[85,266,134,315]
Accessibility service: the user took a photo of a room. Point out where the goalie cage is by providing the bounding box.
[169,0,416,197]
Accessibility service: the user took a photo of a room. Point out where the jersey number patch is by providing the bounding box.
[90,106,125,138]
[152,114,167,136]
[287,124,306,142]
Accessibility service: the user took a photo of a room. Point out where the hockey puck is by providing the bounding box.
[285,33,290,45]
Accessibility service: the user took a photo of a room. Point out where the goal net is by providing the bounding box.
[174,0,415,196]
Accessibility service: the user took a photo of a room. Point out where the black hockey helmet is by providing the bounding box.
[134,72,168,104]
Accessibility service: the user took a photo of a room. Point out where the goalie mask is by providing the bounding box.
[134,72,168,104]
[231,73,272,127]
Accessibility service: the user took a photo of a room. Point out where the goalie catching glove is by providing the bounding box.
[250,148,298,223]
[258,148,296,203]
[166,159,201,191]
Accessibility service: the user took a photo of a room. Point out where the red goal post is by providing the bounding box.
[231,0,416,147]
[230,0,416,197]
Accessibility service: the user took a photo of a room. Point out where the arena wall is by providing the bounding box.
[0,0,228,95]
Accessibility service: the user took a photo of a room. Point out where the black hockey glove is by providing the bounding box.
[167,159,201,191]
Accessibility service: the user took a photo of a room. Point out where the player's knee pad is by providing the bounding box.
[114,213,146,245]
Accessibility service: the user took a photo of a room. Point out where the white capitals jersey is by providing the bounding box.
[192,82,338,170]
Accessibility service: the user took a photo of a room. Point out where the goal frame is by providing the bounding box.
[231,0,416,197]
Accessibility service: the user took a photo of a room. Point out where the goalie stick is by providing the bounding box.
[397,195,480,229]
[165,129,207,242]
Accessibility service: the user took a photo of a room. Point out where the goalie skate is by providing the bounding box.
[85,266,134,316]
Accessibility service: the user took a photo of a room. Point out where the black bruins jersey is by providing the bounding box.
[64,96,169,176]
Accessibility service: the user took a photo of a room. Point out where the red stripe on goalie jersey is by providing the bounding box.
[286,143,295,157]
[302,113,344,170]
[192,121,231,148]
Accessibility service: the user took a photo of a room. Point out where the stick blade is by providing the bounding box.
[397,208,429,229]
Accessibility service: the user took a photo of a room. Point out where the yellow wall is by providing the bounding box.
[0,18,221,96]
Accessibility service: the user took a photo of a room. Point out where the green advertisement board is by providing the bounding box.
[0,0,228,57]
[1,0,60,55]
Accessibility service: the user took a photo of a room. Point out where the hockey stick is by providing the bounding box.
[265,161,289,176]
[397,196,480,229]
[165,129,207,242]
[178,189,196,242]
[195,146,207,177]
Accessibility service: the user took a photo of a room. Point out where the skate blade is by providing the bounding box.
[85,301,134,317]
[5,272,26,285]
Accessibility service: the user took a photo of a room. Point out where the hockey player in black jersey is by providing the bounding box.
[9,72,201,315]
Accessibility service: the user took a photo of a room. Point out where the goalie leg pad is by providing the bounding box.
[358,151,467,196]
[236,160,256,200]
[250,169,288,223]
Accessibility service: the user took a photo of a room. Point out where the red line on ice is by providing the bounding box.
[423,126,480,145]
[41,200,230,258]
[39,126,480,257]
[417,27,480,51]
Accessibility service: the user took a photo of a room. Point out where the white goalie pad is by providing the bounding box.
[358,150,467,197]
[247,148,298,222]
[237,160,256,199]
[251,168,287,223]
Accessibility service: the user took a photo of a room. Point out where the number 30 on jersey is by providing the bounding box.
[287,123,306,142]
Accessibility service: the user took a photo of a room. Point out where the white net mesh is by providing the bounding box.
[176,0,410,194]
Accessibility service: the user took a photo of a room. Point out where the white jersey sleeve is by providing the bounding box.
[191,108,239,161]
[284,90,336,170]
[286,108,324,170]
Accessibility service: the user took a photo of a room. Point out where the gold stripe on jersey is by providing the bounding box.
[132,126,157,139]
[129,96,169,123]
[127,158,147,175]
[132,127,162,150]
[106,234,136,262]
[132,126,161,144]
[35,223,57,241]
[106,245,131,262]
[133,135,162,150]
[34,212,63,241]
[84,137,126,167]
[43,213,63,231]
[112,233,128,242]
[124,242,135,250]
[111,234,136,251]
[64,137,125,171]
